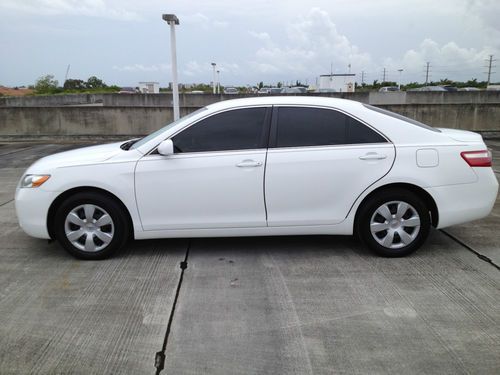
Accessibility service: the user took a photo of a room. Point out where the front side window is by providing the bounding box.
[172,107,267,153]
[276,107,387,148]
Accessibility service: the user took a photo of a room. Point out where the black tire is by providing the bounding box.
[54,191,129,260]
[356,188,431,257]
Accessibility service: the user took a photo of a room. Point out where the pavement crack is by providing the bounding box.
[440,229,500,271]
[154,240,191,374]
[0,199,14,207]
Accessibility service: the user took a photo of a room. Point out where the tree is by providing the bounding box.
[63,79,86,90]
[86,76,107,89]
[34,74,59,94]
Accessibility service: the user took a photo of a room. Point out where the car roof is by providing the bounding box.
[205,95,364,112]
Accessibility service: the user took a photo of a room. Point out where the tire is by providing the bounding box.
[54,191,129,260]
[356,188,431,257]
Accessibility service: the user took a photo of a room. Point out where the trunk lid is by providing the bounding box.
[437,128,484,142]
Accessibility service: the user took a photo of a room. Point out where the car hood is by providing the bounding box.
[28,141,125,171]
[437,128,484,143]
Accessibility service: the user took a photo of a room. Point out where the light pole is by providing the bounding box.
[211,62,216,94]
[162,14,180,121]
[216,70,220,94]
[397,69,403,90]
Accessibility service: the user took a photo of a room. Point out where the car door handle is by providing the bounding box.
[359,153,387,160]
[236,160,263,168]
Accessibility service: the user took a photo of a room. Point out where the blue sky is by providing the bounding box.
[0,0,498,87]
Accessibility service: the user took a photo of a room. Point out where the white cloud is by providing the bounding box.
[248,8,373,79]
[382,38,499,82]
[112,64,170,72]
[0,0,141,20]
[182,12,229,30]
[182,61,204,77]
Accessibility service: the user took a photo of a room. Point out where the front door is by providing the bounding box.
[135,107,270,231]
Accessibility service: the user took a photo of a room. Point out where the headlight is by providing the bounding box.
[20,174,50,188]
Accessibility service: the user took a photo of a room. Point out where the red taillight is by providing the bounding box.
[460,150,492,167]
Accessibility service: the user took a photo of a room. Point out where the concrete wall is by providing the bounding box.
[1,92,499,139]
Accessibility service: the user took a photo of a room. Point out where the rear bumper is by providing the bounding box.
[426,168,498,229]
[15,187,59,239]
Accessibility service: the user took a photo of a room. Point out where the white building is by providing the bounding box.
[138,82,160,94]
[318,74,356,93]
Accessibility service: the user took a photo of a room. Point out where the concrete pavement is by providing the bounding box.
[0,141,498,374]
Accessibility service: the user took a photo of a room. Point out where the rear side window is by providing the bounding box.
[276,107,387,148]
[173,107,267,153]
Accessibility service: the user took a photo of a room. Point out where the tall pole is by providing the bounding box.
[361,71,365,85]
[398,69,403,90]
[169,22,179,120]
[163,14,180,121]
[382,67,386,83]
[64,64,70,83]
[485,55,496,85]
[216,70,220,94]
[211,63,216,94]
[425,62,430,85]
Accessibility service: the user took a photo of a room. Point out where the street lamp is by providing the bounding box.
[397,69,403,90]
[216,70,220,94]
[162,14,180,121]
[211,62,216,94]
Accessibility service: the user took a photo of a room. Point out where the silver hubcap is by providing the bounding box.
[64,204,114,252]
[370,201,421,249]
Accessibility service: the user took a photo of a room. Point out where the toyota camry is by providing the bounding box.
[15,97,498,259]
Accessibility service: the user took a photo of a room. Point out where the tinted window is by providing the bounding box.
[348,117,387,143]
[173,108,267,153]
[277,107,346,147]
[276,107,386,147]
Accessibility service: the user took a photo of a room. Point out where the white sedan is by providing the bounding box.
[15,97,498,259]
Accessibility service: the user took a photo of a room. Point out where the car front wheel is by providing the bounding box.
[54,192,129,260]
[357,189,431,257]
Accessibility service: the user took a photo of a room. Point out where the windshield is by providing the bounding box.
[130,107,208,150]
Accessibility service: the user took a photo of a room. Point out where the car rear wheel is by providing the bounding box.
[357,189,431,257]
[54,192,129,260]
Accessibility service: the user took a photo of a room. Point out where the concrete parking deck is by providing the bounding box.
[0,141,499,374]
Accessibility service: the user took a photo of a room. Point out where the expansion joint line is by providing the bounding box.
[0,199,14,207]
[154,240,191,374]
[440,229,500,271]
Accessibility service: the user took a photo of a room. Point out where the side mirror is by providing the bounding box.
[157,139,174,156]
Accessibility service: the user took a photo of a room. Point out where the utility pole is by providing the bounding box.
[382,68,387,83]
[485,55,496,85]
[216,70,220,94]
[211,63,216,94]
[64,64,70,83]
[397,69,403,90]
[361,71,365,85]
[425,62,431,84]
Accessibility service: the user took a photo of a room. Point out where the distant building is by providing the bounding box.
[318,74,356,93]
[138,82,160,94]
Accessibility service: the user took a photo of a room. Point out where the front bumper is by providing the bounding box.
[15,187,60,239]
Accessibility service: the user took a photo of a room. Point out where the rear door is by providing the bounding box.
[265,106,395,226]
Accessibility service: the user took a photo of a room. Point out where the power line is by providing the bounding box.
[382,67,387,82]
